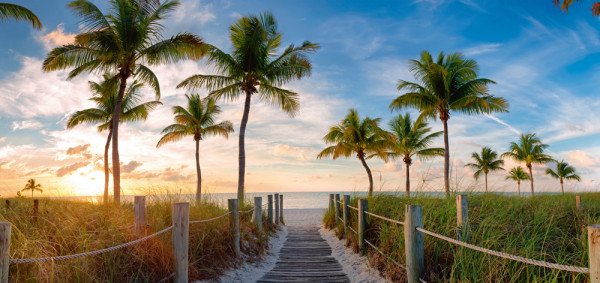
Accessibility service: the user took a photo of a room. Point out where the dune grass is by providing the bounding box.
[2,193,275,282]
[324,193,600,282]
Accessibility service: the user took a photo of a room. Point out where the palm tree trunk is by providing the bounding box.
[560,179,564,194]
[111,72,129,204]
[485,173,488,193]
[238,91,252,202]
[195,138,201,203]
[104,127,113,205]
[442,118,450,197]
[528,165,534,197]
[405,161,410,198]
[358,154,374,197]
[31,190,33,198]
[517,180,520,197]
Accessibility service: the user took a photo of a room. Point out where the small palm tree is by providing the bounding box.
[317,109,390,197]
[501,133,554,196]
[465,147,504,192]
[67,75,161,204]
[390,51,509,197]
[546,160,581,194]
[387,113,444,197]
[177,12,319,202]
[157,94,233,202]
[22,179,42,198]
[43,0,205,203]
[505,166,530,196]
[0,3,42,29]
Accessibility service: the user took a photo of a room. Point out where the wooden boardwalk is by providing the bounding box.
[257,226,350,282]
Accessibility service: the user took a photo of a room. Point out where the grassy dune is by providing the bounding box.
[324,193,600,282]
[2,194,274,282]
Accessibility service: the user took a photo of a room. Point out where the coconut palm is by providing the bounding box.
[157,94,233,202]
[0,3,41,29]
[386,113,444,197]
[22,179,42,198]
[317,109,390,197]
[553,0,600,16]
[43,0,205,203]
[505,166,530,197]
[67,75,161,204]
[501,133,554,196]
[390,51,509,197]
[465,147,504,192]
[177,12,319,201]
[545,160,581,194]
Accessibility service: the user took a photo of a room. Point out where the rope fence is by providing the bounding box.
[364,211,404,226]
[190,211,231,224]
[365,239,406,270]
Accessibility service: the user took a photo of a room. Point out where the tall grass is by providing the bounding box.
[324,193,600,282]
[2,193,274,282]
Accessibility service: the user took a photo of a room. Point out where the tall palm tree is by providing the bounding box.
[67,75,161,204]
[501,133,554,196]
[157,94,233,202]
[505,166,530,197]
[465,147,504,193]
[42,0,205,203]
[0,3,42,29]
[22,179,42,198]
[386,113,444,197]
[317,109,390,197]
[545,160,581,194]
[553,0,600,16]
[390,51,509,197]
[177,12,319,201]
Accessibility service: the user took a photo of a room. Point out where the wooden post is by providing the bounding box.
[589,224,600,282]
[134,196,146,235]
[172,202,189,283]
[334,194,341,225]
[253,197,262,233]
[33,199,39,222]
[456,195,468,241]
[0,222,10,283]
[228,199,240,257]
[267,195,273,225]
[4,200,8,209]
[576,195,582,212]
[343,195,350,237]
[358,199,368,255]
[279,194,284,224]
[405,205,425,283]
[329,194,334,213]
[274,193,280,225]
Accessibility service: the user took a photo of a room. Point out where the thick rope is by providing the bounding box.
[157,272,175,283]
[347,205,359,211]
[10,226,175,263]
[189,211,231,224]
[347,225,357,234]
[364,211,405,226]
[239,208,255,214]
[415,227,589,273]
[365,239,406,270]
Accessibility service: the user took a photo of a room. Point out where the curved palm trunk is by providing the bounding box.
[358,154,374,197]
[560,178,564,195]
[484,173,488,193]
[195,138,202,203]
[104,127,113,204]
[442,119,450,197]
[517,180,521,197]
[111,74,129,204]
[528,165,534,197]
[405,161,410,198]
[238,91,252,202]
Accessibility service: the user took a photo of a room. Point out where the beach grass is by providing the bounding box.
[324,192,600,282]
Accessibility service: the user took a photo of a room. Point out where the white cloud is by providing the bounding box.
[0,137,6,143]
[11,120,43,131]
[174,0,216,25]
[484,114,520,135]
[230,12,242,19]
[463,43,502,56]
[37,24,76,51]
[568,150,598,167]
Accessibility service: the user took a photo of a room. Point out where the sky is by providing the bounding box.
[1,0,600,197]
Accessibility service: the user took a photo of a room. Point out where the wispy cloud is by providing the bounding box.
[11,120,43,131]
[484,114,520,135]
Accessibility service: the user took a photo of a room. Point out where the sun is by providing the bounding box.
[65,170,106,196]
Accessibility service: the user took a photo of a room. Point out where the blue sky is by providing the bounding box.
[1,0,600,196]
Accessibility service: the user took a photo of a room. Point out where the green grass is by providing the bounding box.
[2,193,275,282]
[324,193,600,282]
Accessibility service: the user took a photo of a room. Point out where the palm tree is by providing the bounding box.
[553,0,600,16]
[42,0,205,203]
[501,133,554,196]
[390,51,509,197]
[22,179,42,198]
[386,113,444,197]
[505,166,530,197]
[157,94,233,202]
[546,160,581,194]
[177,12,319,201]
[0,3,42,29]
[317,109,390,197]
[67,75,161,204]
[465,147,504,193]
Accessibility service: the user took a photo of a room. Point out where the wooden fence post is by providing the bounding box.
[253,197,262,233]
[274,193,280,225]
[267,195,273,225]
[134,196,146,235]
[0,222,10,283]
[358,199,368,255]
[329,194,334,213]
[172,202,189,283]
[334,194,341,225]
[279,195,284,224]
[456,195,468,241]
[33,199,39,222]
[228,199,240,257]
[405,205,424,283]
[589,224,600,282]
[576,195,582,212]
[343,195,350,237]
